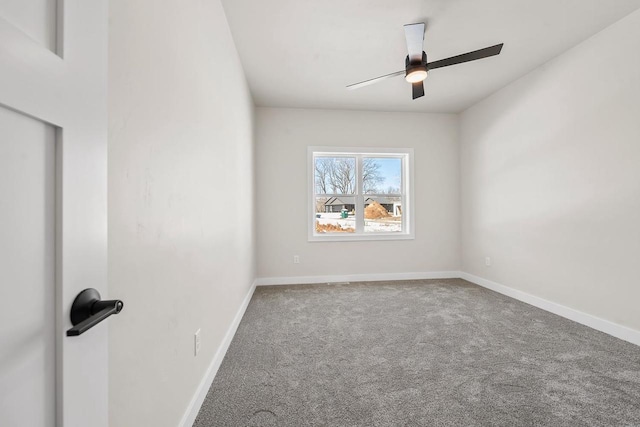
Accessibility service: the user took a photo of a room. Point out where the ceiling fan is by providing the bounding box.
[347,23,504,100]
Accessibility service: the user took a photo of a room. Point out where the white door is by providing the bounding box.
[0,1,108,426]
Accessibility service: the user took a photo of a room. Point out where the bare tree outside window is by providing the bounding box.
[310,149,411,239]
[315,157,386,195]
[362,158,385,193]
[314,157,332,194]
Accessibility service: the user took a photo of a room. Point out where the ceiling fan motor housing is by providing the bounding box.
[405,51,428,82]
[345,21,503,100]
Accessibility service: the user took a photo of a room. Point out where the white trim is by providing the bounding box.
[257,271,640,346]
[308,146,415,242]
[180,271,640,427]
[307,233,415,242]
[179,280,257,427]
[460,272,640,347]
[256,271,460,286]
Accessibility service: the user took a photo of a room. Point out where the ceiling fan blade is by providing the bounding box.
[427,43,503,70]
[346,70,405,90]
[412,81,424,100]
[404,23,425,63]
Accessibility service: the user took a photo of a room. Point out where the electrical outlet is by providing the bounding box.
[485,257,491,267]
[293,255,300,264]
[194,329,201,356]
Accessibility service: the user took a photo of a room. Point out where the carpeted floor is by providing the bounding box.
[193,279,640,426]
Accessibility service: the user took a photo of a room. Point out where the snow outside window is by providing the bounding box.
[308,147,414,241]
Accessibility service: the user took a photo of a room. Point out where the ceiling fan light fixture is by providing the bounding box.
[346,22,503,101]
[405,68,428,83]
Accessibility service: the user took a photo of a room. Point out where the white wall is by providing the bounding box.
[256,108,460,281]
[460,10,640,331]
[108,1,255,426]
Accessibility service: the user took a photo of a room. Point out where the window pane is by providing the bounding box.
[314,157,356,195]
[364,196,402,233]
[363,157,401,194]
[309,149,412,240]
[314,197,355,233]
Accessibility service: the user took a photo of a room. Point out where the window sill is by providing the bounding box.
[308,233,415,242]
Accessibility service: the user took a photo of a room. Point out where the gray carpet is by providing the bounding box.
[193,279,640,426]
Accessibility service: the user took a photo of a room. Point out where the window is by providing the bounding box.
[308,147,414,241]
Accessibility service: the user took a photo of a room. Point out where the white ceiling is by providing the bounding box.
[221,0,640,113]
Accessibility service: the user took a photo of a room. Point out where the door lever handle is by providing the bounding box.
[66,288,124,337]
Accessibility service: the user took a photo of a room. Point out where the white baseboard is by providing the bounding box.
[178,280,257,427]
[180,271,639,427]
[460,272,640,347]
[255,271,460,286]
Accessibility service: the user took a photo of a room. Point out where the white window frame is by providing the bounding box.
[308,146,415,242]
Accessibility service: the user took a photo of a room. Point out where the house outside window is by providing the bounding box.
[308,147,414,241]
